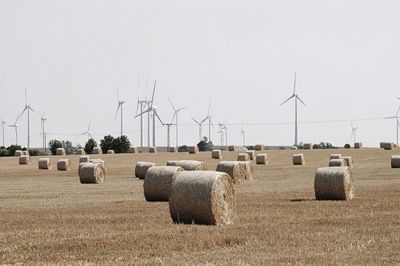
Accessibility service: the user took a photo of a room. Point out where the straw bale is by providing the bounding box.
[216,161,252,183]
[237,153,250,161]
[92,147,102,154]
[228,145,235,152]
[79,162,106,184]
[75,149,85,155]
[342,156,353,169]
[168,147,177,153]
[381,142,394,150]
[245,150,255,160]
[57,159,71,171]
[256,154,268,165]
[293,153,305,165]
[166,160,208,171]
[314,167,354,200]
[188,146,199,154]
[354,142,362,149]
[143,166,184,201]
[212,149,222,159]
[79,155,90,163]
[254,144,264,151]
[15,150,23,156]
[330,154,342,160]
[329,158,348,167]
[38,158,51,170]
[107,150,115,154]
[303,143,313,150]
[128,146,138,153]
[391,155,400,168]
[19,155,30,165]
[56,148,66,156]
[149,147,157,153]
[135,161,156,179]
[22,150,29,155]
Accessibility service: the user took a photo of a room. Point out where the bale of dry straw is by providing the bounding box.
[354,142,362,149]
[92,147,102,154]
[212,149,222,159]
[228,145,236,152]
[135,161,156,179]
[107,150,115,154]
[79,162,106,184]
[314,167,354,200]
[330,154,342,160]
[22,150,29,156]
[169,170,235,225]
[216,161,252,183]
[19,155,30,165]
[381,142,394,150]
[143,166,184,202]
[256,154,268,165]
[328,158,348,167]
[303,143,313,150]
[293,154,305,165]
[237,153,250,161]
[149,147,157,153]
[391,155,400,168]
[254,144,264,151]
[15,150,23,156]
[166,160,208,171]
[168,147,177,153]
[342,156,353,168]
[79,155,90,163]
[188,145,199,154]
[128,146,138,153]
[57,159,71,171]
[245,150,255,160]
[56,148,66,156]
[75,149,85,155]
[38,158,51,170]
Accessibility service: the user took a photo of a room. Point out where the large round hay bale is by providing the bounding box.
[212,149,222,159]
[237,153,250,161]
[303,143,313,150]
[79,162,106,184]
[168,147,177,153]
[245,150,255,160]
[354,142,362,149]
[188,145,199,154]
[22,150,29,156]
[166,160,208,171]
[128,146,138,153]
[254,144,264,151]
[92,147,102,154]
[75,149,85,155]
[143,166,184,202]
[329,154,342,160]
[135,161,156,179]
[216,161,252,183]
[79,155,90,163]
[292,153,305,165]
[228,145,235,152]
[314,167,354,200]
[342,156,353,169]
[256,154,268,165]
[38,158,51,170]
[149,147,157,153]
[391,155,400,168]
[328,158,348,167]
[56,148,66,156]
[107,150,115,154]
[15,150,23,156]
[57,159,71,171]
[381,142,394,150]
[19,155,30,165]
[169,171,235,225]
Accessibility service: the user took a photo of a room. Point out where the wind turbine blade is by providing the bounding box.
[150,80,156,105]
[88,121,91,131]
[293,72,297,94]
[17,107,28,120]
[177,107,185,112]
[168,98,176,111]
[88,132,93,139]
[296,95,306,106]
[396,105,400,116]
[201,116,209,124]
[384,116,397,119]
[135,107,152,118]
[116,86,120,101]
[207,98,212,116]
[154,111,164,125]
[135,101,140,116]
[80,131,87,136]
[28,106,35,112]
[280,95,295,106]
[25,88,28,106]
[114,104,121,119]
[191,117,200,125]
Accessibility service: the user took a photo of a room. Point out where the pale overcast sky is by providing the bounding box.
[0,0,399,148]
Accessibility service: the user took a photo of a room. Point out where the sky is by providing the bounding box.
[0,0,399,148]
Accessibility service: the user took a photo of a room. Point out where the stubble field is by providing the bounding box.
[0,148,399,265]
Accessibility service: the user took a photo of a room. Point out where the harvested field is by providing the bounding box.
[0,148,399,264]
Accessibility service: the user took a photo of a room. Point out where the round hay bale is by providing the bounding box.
[57,159,71,171]
[254,144,264,151]
[166,160,208,171]
[169,171,235,225]
[38,158,51,170]
[79,162,106,184]
[212,149,222,159]
[168,147,177,153]
[328,158,348,167]
[135,161,156,179]
[391,155,400,168]
[56,148,66,156]
[143,166,184,202]
[329,154,342,160]
[15,150,23,157]
[291,146,298,150]
[107,150,115,154]
[303,143,313,150]
[216,161,252,183]
[245,150,255,160]
[90,159,106,169]
[292,153,305,165]
[228,145,236,152]
[256,154,268,165]
[237,153,250,161]
[22,150,29,156]
[149,147,157,153]
[79,155,90,163]
[75,149,85,155]
[381,142,394,150]
[314,167,354,201]
[92,147,102,154]
[342,156,353,169]
[128,146,138,153]
[354,142,362,149]
[188,145,199,154]
[19,155,30,165]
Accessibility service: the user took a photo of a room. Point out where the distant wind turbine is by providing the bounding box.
[114,86,126,136]
[135,78,151,147]
[350,122,358,143]
[384,97,400,146]
[39,112,47,151]
[241,126,246,147]
[1,120,5,147]
[169,98,185,148]
[80,121,93,141]
[8,115,19,145]
[17,88,35,149]
[280,72,306,147]
[192,100,211,142]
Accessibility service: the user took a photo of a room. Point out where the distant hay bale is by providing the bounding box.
[237,153,250,161]
[256,154,268,165]
[143,166,184,202]
[303,143,313,150]
[22,150,29,156]
[19,155,30,165]
[15,150,23,156]
[330,154,342,160]
[107,150,115,154]
[291,146,298,150]
[381,142,394,150]
[216,161,252,183]
[166,160,208,171]
[212,149,222,159]
[293,154,305,165]
[254,144,264,151]
[228,145,235,152]
[168,147,177,153]
[79,155,90,163]
[342,156,353,168]
[391,155,400,168]
[79,162,106,184]
[245,150,255,160]
[188,146,199,154]
[314,167,354,200]
[149,147,157,153]
[135,161,156,179]
[56,148,66,156]
[354,142,362,149]
[92,147,102,154]
[128,146,138,153]
[328,158,348,167]
[228,145,248,152]
[169,171,235,225]
[57,159,71,171]
[379,142,384,149]
[75,149,85,155]
[38,158,51,170]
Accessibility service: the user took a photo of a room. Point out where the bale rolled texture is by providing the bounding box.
[92,147,102,154]
[292,154,305,165]
[237,153,250,161]
[15,150,23,156]
[314,167,354,200]
[166,160,208,171]
[79,155,90,163]
[303,143,313,150]
[143,166,184,202]
[212,149,222,159]
[168,147,177,153]
[188,146,199,154]
[135,161,156,179]
[342,156,353,168]
[256,154,268,165]
[19,155,30,165]
[330,154,342,160]
[228,145,236,152]
[169,171,235,225]
[38,158,51,170]
[107,150,115,154]
[254,144,264,151]
[128,146,138,153]
[149,147,157,153]
[79,162,106,184]
[329,158,348,167]
[216,161,252,183]
[354,142,362,149]
[245,150,255,160]
[391,155,400,168]
[76,149,85,155]
[56,148,66,156]
[381,142,394,150]
[57,159,71,171]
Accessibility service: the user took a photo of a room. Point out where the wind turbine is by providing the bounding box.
[17,88,35,149]
[191,100,211,142]
[205,99,213,142]
[8,115,19,145]
[241,126,246,147]
[80,121,93,141]
[280,72,306,147]
[135,78,151,147]
[1,120,5,147]
[40,112,47,152]
[169,98,185,148]
[114,87,126,136]
[384,97,400,146]
[350,122,358,143]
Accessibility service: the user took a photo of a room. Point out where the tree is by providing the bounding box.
[112,135,130,153]
[100,135,114,153]
[84,138,97,154]
[62,140,76,155]
[197,136,214,152]
[49,139,63,155]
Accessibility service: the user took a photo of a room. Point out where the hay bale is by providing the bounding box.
[38,158,51,170]
[303,143,313,150]
[237,153,250,161]
[291,146,298,150]
[330,154,342,160]
[128,146,138,153]
[188,146,199,154]
[228,145,235,152]
[256,154,268,165]
[57,159,71,171]
[245,150,255,160]
[169,171,235,225]
[135,161,156,179]
[292,153,305,165]
[391,155,400,168]
[19,155,30,165]
[314,167,354,200]
[168,147,177,153]
[79,162,106,184]
[166,160,208,171]
[90,159,106,169]
[216,161,252,183]
[342,156,353,169]
[56,148,66,156]
[354,142,362,149]
[328,158,348,167]
[107,150,115,154]
[75,149,85,155]
[79,155,90,163]
[381,142,394,150]
[15,150,23,156]
[22,150,29,155]
[254,144,264,151]
[149,147,157,153]
[92,147,102,154]
[143,166,184,202]
[212,149,222,159]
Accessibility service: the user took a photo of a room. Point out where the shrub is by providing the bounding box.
[197,137,214,152]
[0,148,9,157]
[178,145,188,152]
[28,149,40,156]
[49,140,63,155]
[6,145,23,156]
[84,138,97,154]
[112,135,130,153]
[100,135,115,153]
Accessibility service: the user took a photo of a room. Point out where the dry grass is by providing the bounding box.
[0,149,400,264]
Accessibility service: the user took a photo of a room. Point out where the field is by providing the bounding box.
[0,148,399,265]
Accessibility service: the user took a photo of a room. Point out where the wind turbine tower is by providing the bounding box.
[350,122,358,143]
[135,78,152,147]
[8,115,19,145]
[40,113,47,151]
[1,120,5,147]
[241,127,246,146]
[384,97,400,146]
[18,88,35,149]
[114,87,126,136]
[169,98,185,148]
[80,121,93,141]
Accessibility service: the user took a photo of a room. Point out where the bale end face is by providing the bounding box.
[256,154,268,165]
[149,147,158,153]
[292,154,305,165]
[211,150,222,159]
[38,158,51,170]
[143,166,183,202]
[79,162,106,184]
[57,159,71,171]
[56,148,66,156]
[19,155,30,165]
[245,150,255,160]
[314,167,354,201]
[328,158,348,167]
[92,147,102,154]
[342,156,354,169]
[329,154,342,160]
[135,161,156,179]
[128,146,138,153]
[79,155,90,163]
[354,142,362,149]
[188,146,199,154]
[381,142,394,150]
[237,153,250,161]
[168,147,177,153]
[391,155,400,168]
[303,143,313,150]
[254,144,264,151]
[75,149,85,155]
